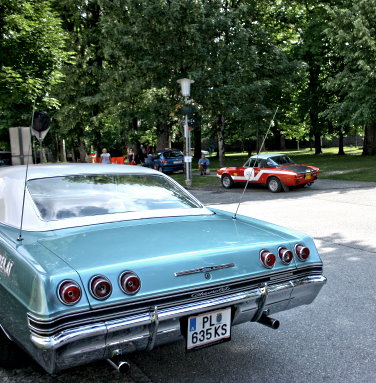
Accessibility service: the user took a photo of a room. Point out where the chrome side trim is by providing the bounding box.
[174,263,235,277]
[0,324,12,341]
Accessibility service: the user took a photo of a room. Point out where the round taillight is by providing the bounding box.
[90,275,112,300]
[58,280,81,305]
[295,244,310,261]
[260,250,276,268]
[119,271,141,295]
[278,247,294,264]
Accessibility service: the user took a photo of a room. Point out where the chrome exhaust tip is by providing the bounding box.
[257,314,280,330]
[107,355,131,373]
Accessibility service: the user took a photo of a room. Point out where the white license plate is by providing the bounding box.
[173,160,182,164]
[187,308,231,350]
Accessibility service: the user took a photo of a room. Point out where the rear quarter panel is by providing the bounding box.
[0,226,89,346]
[209,208,322,268]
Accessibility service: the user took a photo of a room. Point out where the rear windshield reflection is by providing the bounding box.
[27,174,201,220]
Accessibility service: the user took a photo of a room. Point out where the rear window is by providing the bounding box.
[164,150,183,159]
[269,155,294,166]
[27,174,201,221]
[244,158,262,167]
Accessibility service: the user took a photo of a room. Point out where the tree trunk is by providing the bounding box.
[280,136,286,151]
[78,139,87,162]
[362,123,376,155]
[193,119,202,160]
[130,117,139,155]
[314,133,322,154]
[156,121,170,150]
[307,57,323,155]
[244,139,253,157]
[363,123,376,154]
[132,117,138,132]
[59,139,67,162]
[217,114,225,168]
[338,129,345,155]
[40,145,47,163]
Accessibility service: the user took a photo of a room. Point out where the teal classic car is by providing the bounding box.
[0,164,326,373]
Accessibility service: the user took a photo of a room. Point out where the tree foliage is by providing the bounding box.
[324,0,376,154]
[0,0,69,134]
[1,0,375,157]
[98,0,298,164]
[50,0,109,160]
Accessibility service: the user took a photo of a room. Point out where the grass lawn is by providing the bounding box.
[170,146,376,187]
[284,147,376,182]
[170,172,220,187]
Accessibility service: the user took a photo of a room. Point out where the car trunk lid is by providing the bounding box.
[280,164,313,174]
[38,212,302,308]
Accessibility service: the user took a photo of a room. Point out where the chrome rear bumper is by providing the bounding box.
[29,275,326,373]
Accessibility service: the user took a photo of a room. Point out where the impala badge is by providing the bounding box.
[0,251,14,277]
[174,263,235,277]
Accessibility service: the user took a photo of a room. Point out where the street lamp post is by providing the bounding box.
[177,78,194,186]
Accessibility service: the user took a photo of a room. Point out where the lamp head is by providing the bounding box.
[177,78,194,97]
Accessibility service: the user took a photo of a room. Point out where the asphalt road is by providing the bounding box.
[1,179,375,383]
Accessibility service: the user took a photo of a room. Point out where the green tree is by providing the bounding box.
[324,0,376,155]
[287,0,340,155]
[0,0,69,142]
[100,0,298,166]
[52,0,121,161]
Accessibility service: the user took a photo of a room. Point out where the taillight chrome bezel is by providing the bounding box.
[57,280,82,306]
[89,275,112,300]
[260,249,276,269]
[295,244,310,261]
[119,271,141,295]
[278,247,294,265]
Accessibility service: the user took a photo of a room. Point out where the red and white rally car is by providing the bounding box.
[217,153,319,192]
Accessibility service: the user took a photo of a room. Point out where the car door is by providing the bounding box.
[256,159,272,183]
[243,158,261,183]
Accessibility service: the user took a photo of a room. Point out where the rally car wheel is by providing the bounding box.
[267,176,282,193]
[221,174,234,189]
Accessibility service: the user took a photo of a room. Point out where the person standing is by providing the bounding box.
[100,148,111,164]
[137,145,145,165]
[145,152,155,168]
[198,154,210,175]
[128,149,135,165]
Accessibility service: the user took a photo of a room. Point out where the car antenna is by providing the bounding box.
[17,101,37,242]
[232,106,279,220]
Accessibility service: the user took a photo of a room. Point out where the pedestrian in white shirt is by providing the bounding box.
[100,148,111,164]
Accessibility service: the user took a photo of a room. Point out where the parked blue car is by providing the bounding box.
[0,164,326,374]
[153,148,184,173]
